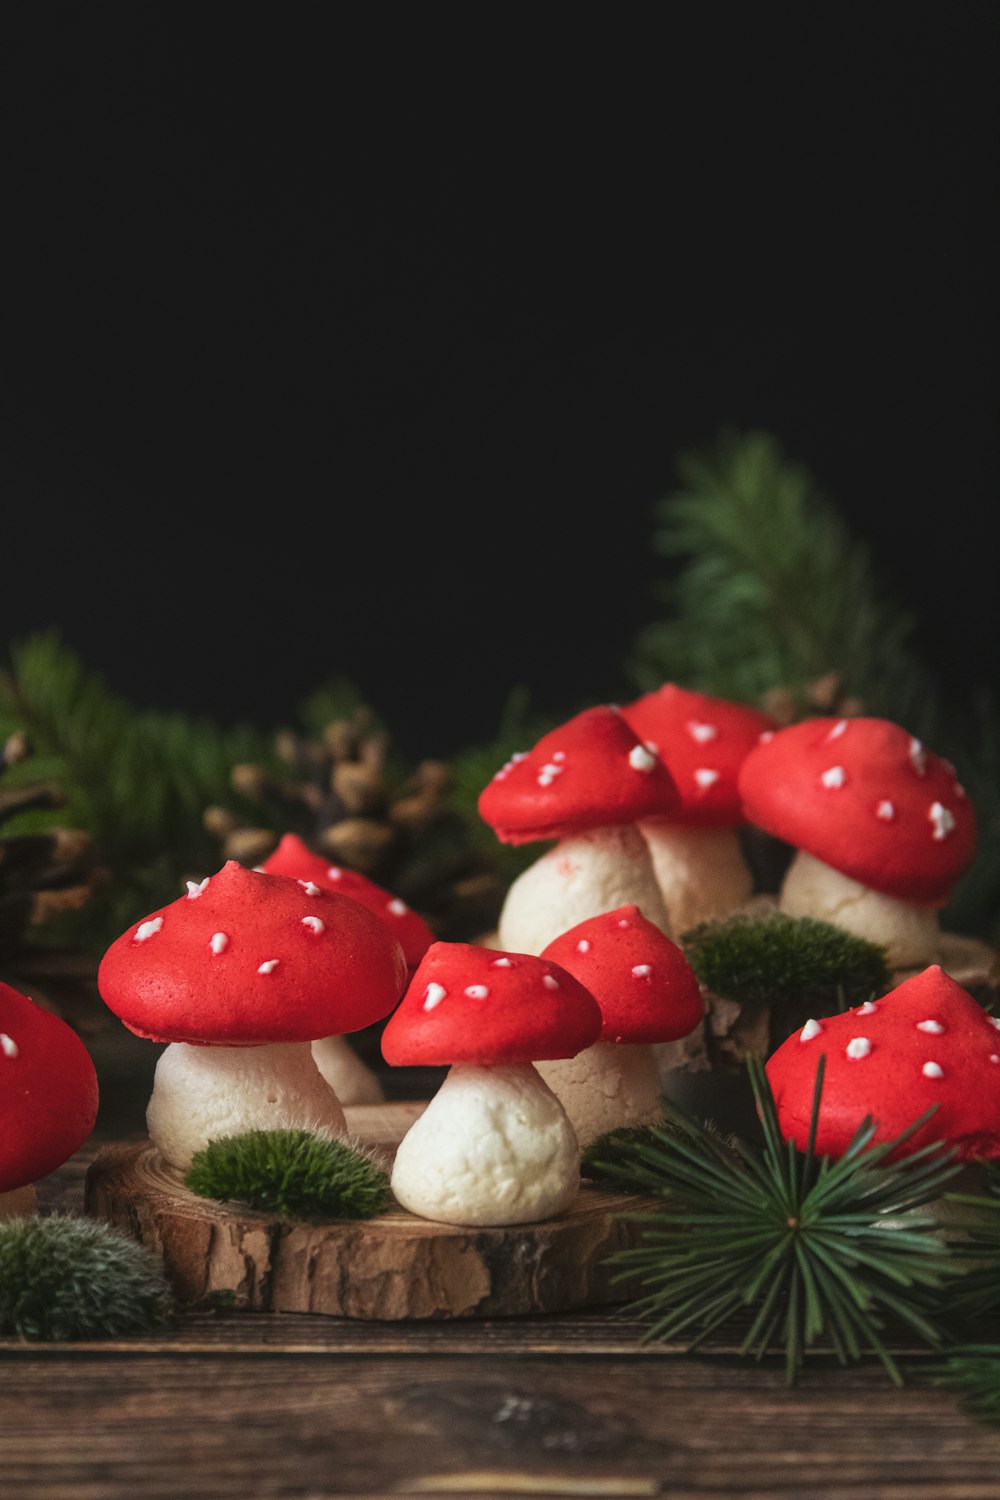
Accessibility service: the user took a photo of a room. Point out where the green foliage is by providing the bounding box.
[590,1056,967,1385]
[934,1347,1000,1424]
[185,1128,393,1221]
[681,910,892,1015]
[0,1214,174,1340]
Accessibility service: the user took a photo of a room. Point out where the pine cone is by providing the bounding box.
[203,705,505,942]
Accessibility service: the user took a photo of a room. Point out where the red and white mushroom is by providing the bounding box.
[766,964,1000,1160]
[620,683,778,935]
[0,980,99,1219]
[259,833,435,1105]
[538,905,705,1145]
[97,861,407,1169]
[477,705,681,953]
[737,716,977,967]
[381,941,602,1225]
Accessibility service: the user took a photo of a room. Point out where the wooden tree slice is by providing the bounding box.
[84,1121,655,1322]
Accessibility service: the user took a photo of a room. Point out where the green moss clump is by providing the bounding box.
[682,910,892,1013]
[0,1214,175,1340]
[186,1129,392,1221]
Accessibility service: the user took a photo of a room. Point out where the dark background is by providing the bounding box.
[2,5,998,761]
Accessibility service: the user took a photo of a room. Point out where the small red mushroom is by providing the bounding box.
[619,683,778,935]
[0,981,99,1219]
[738,717,977,966]
[477,705,681,952]
[766,965,1000,1160]
[259,833,435,1105]
[381,941,602,1224]
[97,861,407,1169]
[538,905,705,1145]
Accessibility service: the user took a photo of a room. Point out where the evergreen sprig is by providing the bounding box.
[0,1214,174,1340]
[186,1129,393,1220]
[590,1056,968,1385]
[934,1347,1000,1424]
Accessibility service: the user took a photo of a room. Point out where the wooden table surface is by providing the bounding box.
[4,1029,1000,1499]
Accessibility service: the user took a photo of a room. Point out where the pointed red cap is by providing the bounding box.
[478,705,681,846]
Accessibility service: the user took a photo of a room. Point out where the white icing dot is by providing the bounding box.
[628,744,657,773]
[694,767,720,789]
[917,1019,945,1034]
[537,760,565,787]
[910,738,928,775]
[186,878,209,899]
[552,751,566,762]
[210,932,229,955]
[800,1019,823,1042]
[617,917,633,928]
[491,957,513,968]
[301,916,325,935]
[631,964,652,979]
[846,1037,872,1060]
[577,939,592,954]
[826,719,848,741]
[387,898,409,916]
[856,1001,878,1015]
[0,1033,18,1059]
[991,1055,1000,1064]
[758,730,774,743]
[991,1017,1000,1031]
[543,974,560,990]
[820,766,847,789]
[465,985,490,1000]
[929,802,956,841]
[134,918,163,942]
[423,982,447,1011]
[326,867,343,881]
[298,880,321,896]
[922,1061,944,1079]
[686,720,718,744]
[876,800,895,821]
[257,959,280,975]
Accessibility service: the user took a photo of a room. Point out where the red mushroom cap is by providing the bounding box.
[766,965,1000,1161]
[619,683,778,827]
[259,833,435,973]
[380,940,603,1066]
[97,860,408,1046]
[477,705,682,846]
[541,905,704,1044]
[737,716,976,905]
[0,981,99,1192]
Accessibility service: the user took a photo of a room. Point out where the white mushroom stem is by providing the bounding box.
[637,820,754,938]
[0,1184,37,1221]
[389,1062,581,1226]
[536,1042,664,1149]
[311,1035,386,1105]
[497,825,671,955]
[779,849,940,968]
[146,1041,348,1171]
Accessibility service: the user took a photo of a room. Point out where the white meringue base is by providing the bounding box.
[779,850,939,968]
[147,1040,349,1171]
[639,820,754,939]
[536,1041,664,1149]
[389,1062,581,1226]
[311,1034,386,1105]
[0,1184,37,1220]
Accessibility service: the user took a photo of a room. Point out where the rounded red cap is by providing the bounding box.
[0,982,99,1192]
[541,904,704,1044]
[620,683,777,826]
[766,965,1000,1161]
[737,716,976,905]
[381,940,603,1066]
[260,833,435,973]
[97,860,408,1045]
[477,705,682,846]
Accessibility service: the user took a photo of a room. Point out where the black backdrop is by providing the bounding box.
[3,5,998,760]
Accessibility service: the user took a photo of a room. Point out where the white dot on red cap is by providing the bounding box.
[258,960,280,975]
[301,916,324,935]
[929,802,956,841]
[694,768,720,789]
[210,932,229,955]
[387,898,408,916]
[298,880,321,896]
[628,744,657,773]
[800,1019,822,1041]
[686,720,718,744]
[910,739,928,775]
[577,939,592,954]
[917,1019,945,1034]
[991,1055,1000,1064]
[135,918,163,942]
[465,985,489,1000]
[856,1001,878,1016]
[876,800,895,822]
[820,766,847,789]
[0,1033,18,1059]
[326,867,343,881]
[846,1037,872,1059]
[759,730,774,743]
[991,1017,1000,1031]
[922,1061,944,1079]
[617,917,633,928]
[423,982,446,1011]
[543,974,560,990]
[491,957,513,968]
[186,878,209,899]
[552,751,565,762]
[826,720,848,741]
[632,964,652,979]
